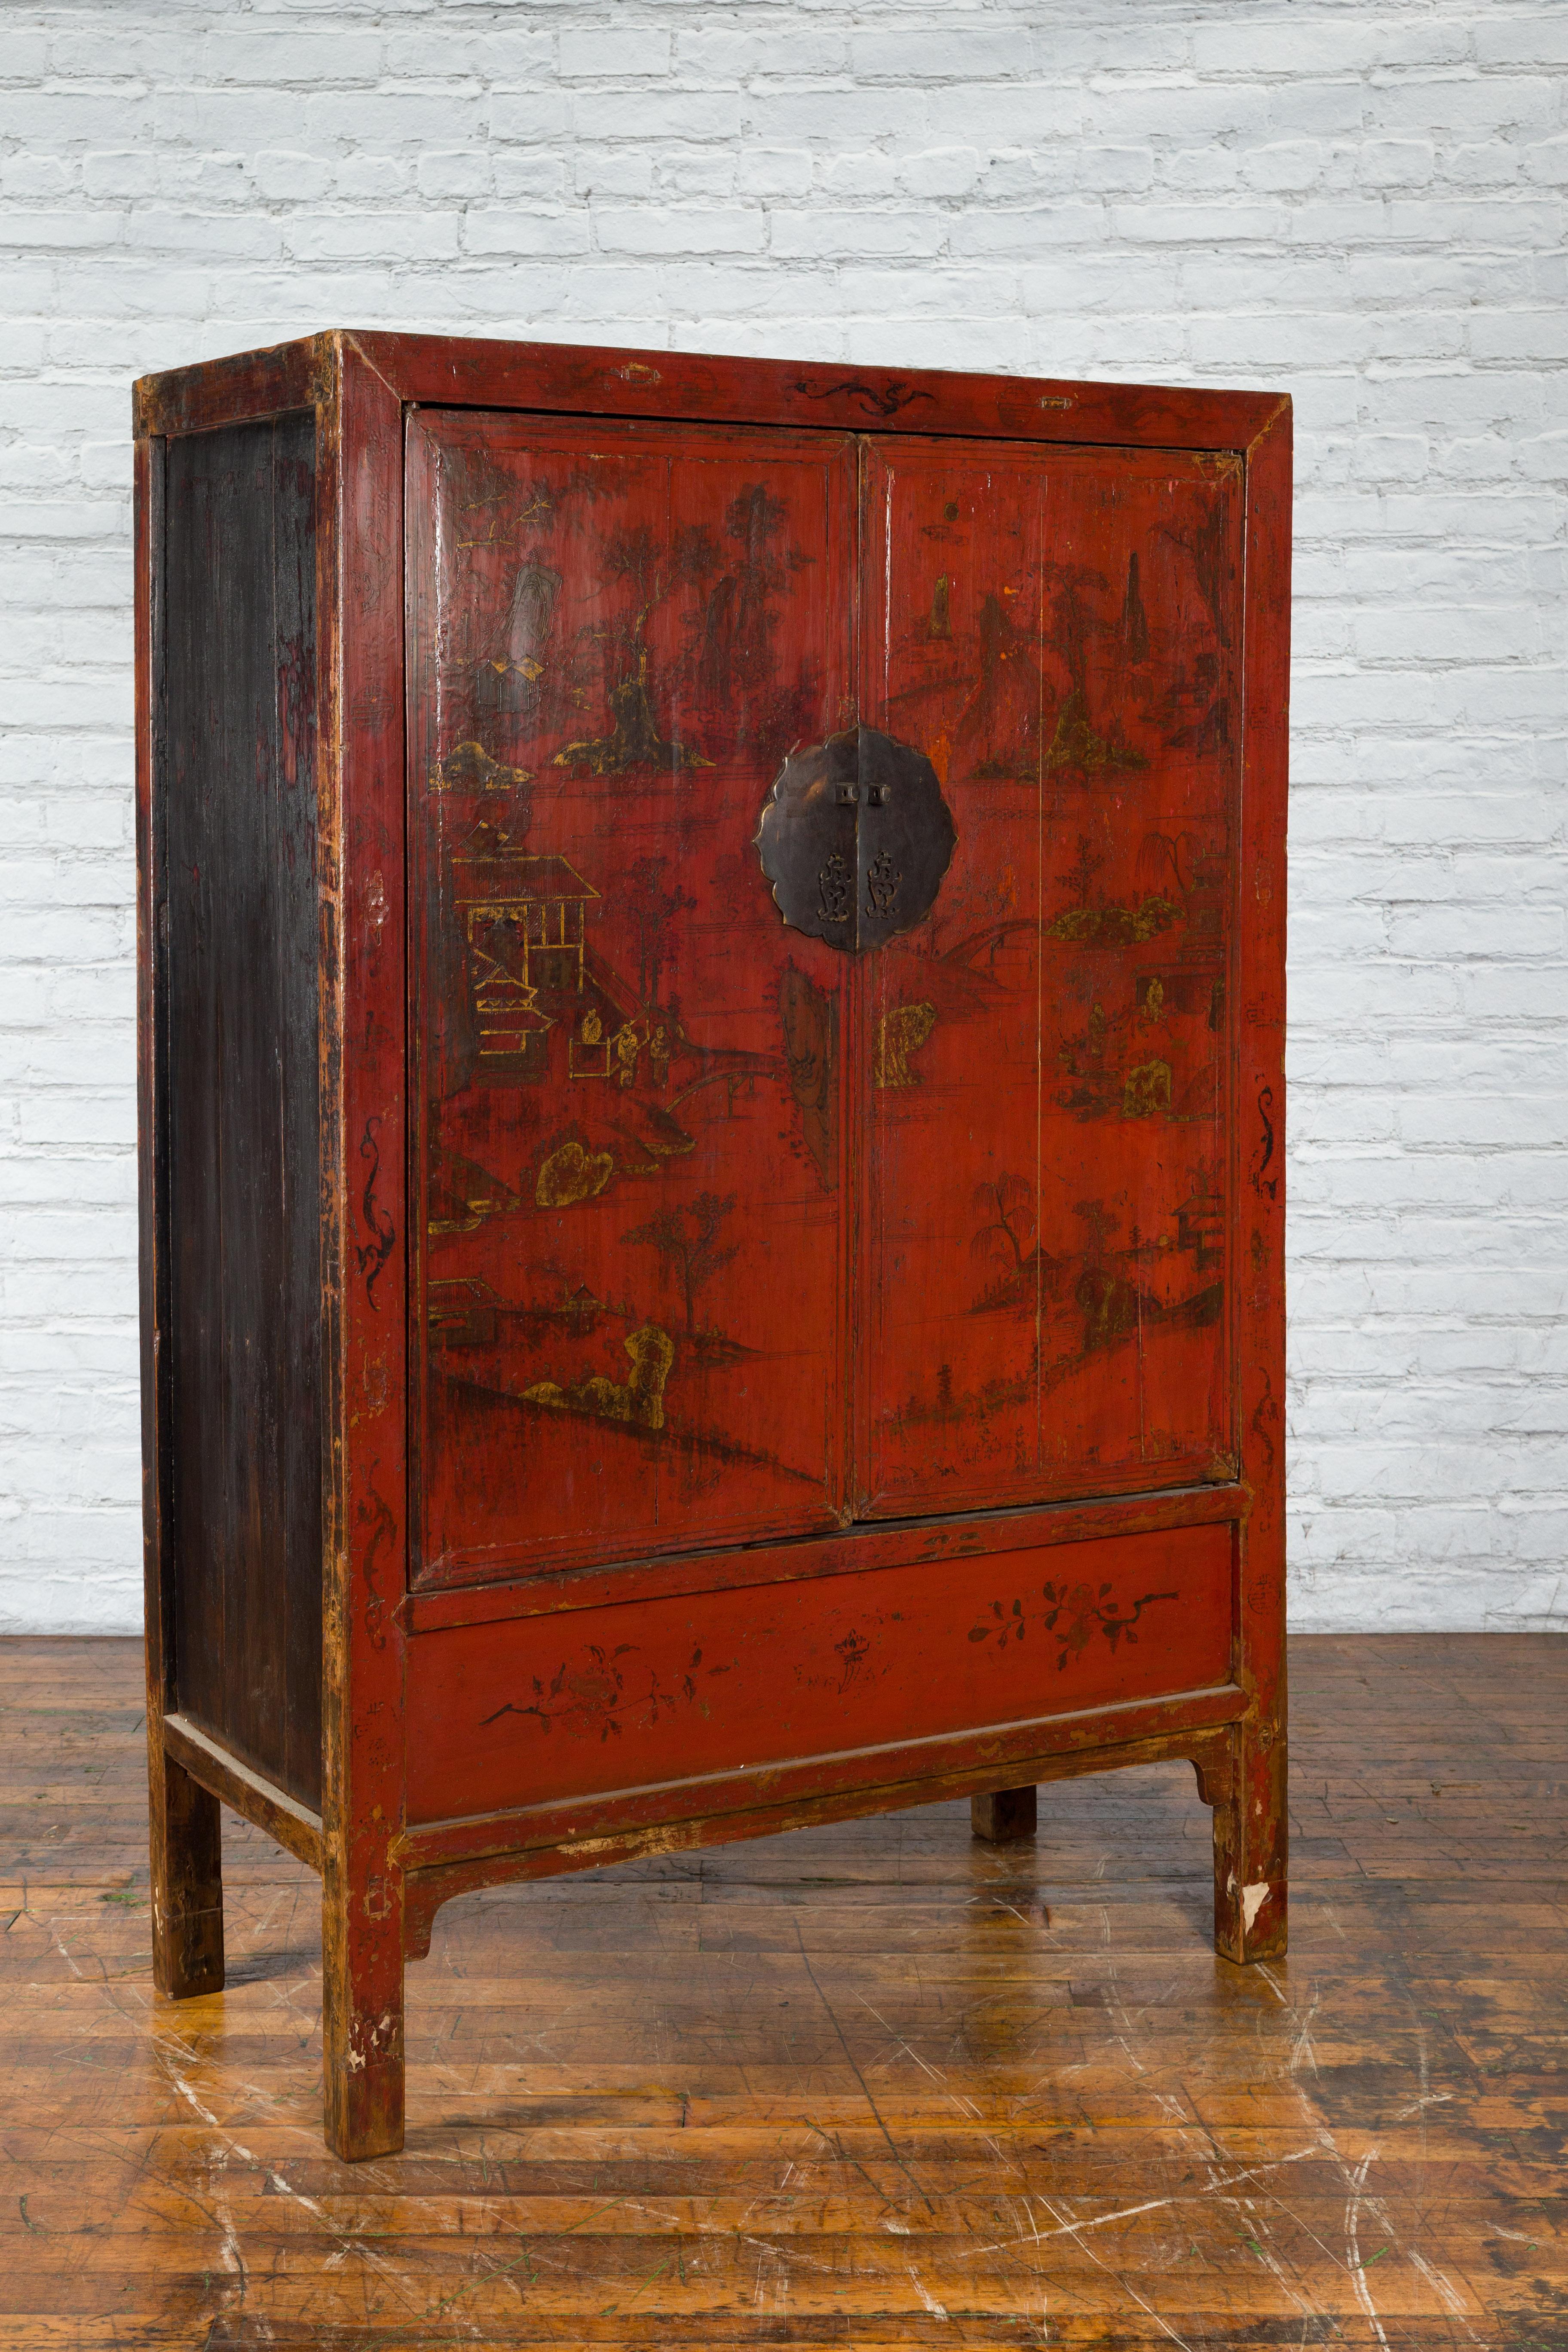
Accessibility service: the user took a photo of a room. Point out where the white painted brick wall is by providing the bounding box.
[1,0,1564,1633]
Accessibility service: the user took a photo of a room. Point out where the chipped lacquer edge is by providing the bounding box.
[397,1696,1244,1959]
[1213,397,1291,1965]
[317,334,412,2159]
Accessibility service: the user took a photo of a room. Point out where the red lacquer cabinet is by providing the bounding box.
[135,334,1289,2159]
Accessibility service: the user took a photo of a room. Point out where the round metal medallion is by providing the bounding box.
[753,726,956,953]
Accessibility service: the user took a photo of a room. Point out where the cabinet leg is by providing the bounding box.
[971,1785,1038,1844]
[1212,1712,1287,1966]
[322,1865,405,2161]
[148,1743,224,1999]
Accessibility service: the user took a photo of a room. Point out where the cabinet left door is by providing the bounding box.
[406,412,858,1586]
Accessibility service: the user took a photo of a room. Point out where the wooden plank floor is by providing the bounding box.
[0,1635,1563,2349]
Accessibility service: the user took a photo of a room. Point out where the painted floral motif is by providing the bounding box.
[480,1641,720,1742]
[968,1579,1177,1670]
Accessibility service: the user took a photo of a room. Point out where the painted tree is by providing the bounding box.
[971,1174,1035,1273]
[624,853,697,1010]
[622,1191,739,1336]
[555,521,720,774]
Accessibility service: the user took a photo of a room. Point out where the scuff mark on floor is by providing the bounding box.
[907,2265,948,2318]
[960,2141,1321,2260]
[1343,2143,1393,2352]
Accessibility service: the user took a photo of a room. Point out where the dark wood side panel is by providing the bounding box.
[162,413,323,1808]
[136,431,174,1719]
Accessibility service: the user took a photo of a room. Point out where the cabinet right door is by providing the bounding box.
[856,435,1243,1518]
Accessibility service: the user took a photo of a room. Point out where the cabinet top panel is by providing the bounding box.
[134,330,1289,458]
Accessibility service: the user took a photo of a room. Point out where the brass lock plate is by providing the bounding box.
[753,726,956,953]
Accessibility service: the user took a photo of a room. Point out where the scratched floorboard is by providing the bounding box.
[0,1637,1564,2348]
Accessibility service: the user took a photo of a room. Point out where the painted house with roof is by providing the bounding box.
[450,831,653,1089]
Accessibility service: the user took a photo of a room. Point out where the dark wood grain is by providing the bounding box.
[159,413,322,1812]
[1,1632,1563,2346]
[134,334,323,439]
[162,1711,322,1872]
[971,1785,1038,1843]
[145,1745,223,1998]
[135,425,190,1994]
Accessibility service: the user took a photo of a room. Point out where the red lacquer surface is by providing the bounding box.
[406,1521,1234,1823]
[860,439,1241,1514]
[137,332,1289,2161]
[408,415,858,1580]
[408,416,1246,1584]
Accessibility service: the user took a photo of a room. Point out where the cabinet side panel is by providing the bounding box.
[163,413,322,1808]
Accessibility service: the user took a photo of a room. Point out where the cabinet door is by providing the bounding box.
[407,415,856,1583]
[856,437,1241,1516]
